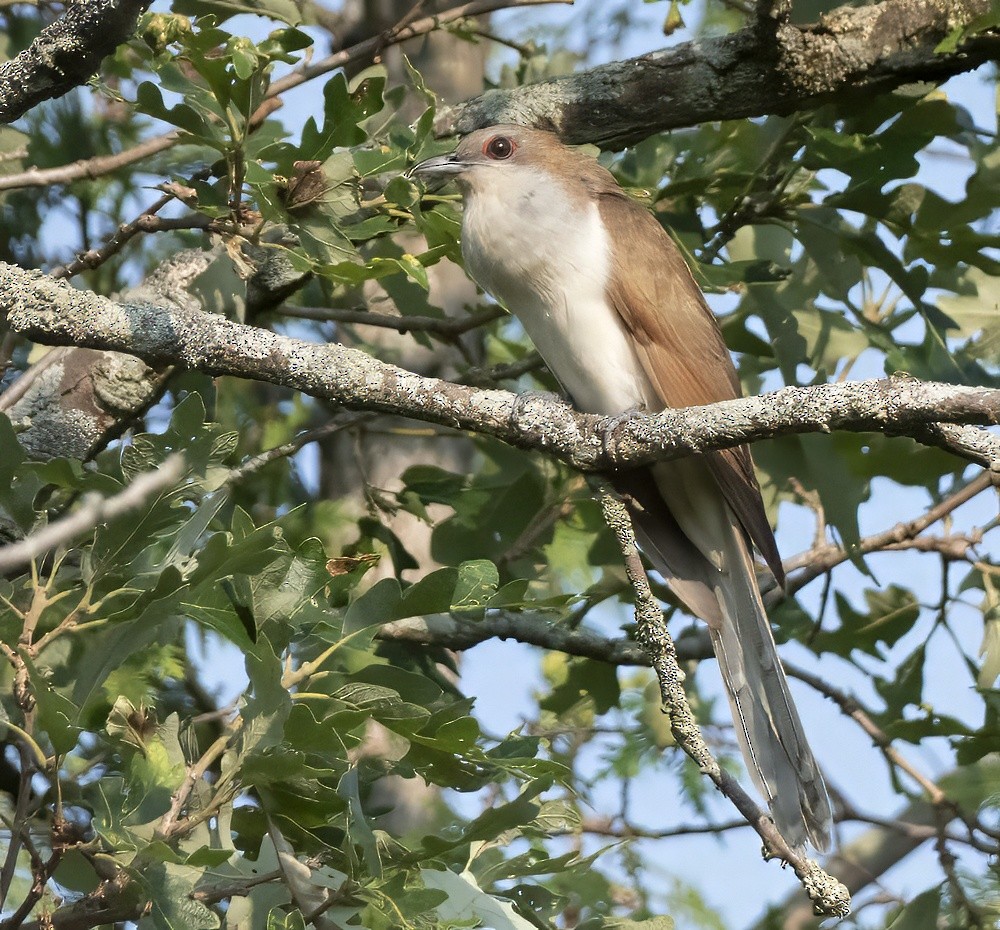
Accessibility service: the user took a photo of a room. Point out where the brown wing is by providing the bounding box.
[598,192,784,587]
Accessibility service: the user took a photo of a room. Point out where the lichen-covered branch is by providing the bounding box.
[0,249,309,461]
[440,0,999,145]
[0,251,213,460]
[0,0,153,124]
[598,492,851,918]
[1,263,997,472]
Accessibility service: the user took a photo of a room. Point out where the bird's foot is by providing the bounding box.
[602,403,647,464]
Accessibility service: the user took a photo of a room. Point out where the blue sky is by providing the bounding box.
[155,0,1000,925]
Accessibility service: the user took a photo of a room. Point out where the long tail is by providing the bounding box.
[617,463,833,852]
[710,520,832,851]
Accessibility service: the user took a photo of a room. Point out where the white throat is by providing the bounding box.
[459,167,656,415]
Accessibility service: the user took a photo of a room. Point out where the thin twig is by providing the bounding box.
[51,214,214,279]
[49,169,214,279]
[277,304,504,336]
[784,471,994,591]
[0,0,570,194]
[0,843,62,930]
[0,744,36,909]
[156,727,235,839]
[576,809,995,850]
[0,131,180,192]
[598,491,851,918]
[462,26,536,56]
[263,0,570,102]
[578,815,749,839]
[0,455,186,574]
[934,806,988,928]
[459,352,545,386]
[191,869,284,904]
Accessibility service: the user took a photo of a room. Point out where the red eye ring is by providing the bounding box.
[483,136,516,160]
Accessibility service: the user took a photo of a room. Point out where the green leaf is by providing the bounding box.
[22,652,80,753]
[241,638,292,758]
[121,713,187,824]
[298,71,386,162]
[432,463,547,565]
[136,861,220,930]
[344,577,403,631]
[337,766,381,877]
[452,559,500,610]
[421,868,536,930]
[541,655,621,716]
[815,585,920,659]
[135,81,221,147]
[400,465,467,506]
[266,909,306,930]
[462,780,547,843]
[173,0,303,24]
[886,887,941,930]
[875,643,927,722]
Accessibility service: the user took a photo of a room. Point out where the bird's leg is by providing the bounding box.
[601,403,647,463]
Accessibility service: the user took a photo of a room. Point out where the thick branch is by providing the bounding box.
[0,251,213,460]
[0,246,310,461]
[1,264,997,471]
[440,0,999,144]
[0,0,153,124]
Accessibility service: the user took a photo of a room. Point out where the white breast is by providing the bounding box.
[460,168,656,416]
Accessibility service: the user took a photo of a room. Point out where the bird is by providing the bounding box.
[406,125,833,852]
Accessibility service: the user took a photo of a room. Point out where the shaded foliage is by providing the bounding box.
[0,1,998,928]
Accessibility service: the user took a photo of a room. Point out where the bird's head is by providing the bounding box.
[405,125,562,193]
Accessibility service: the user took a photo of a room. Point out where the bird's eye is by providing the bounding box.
[483,136,515,160]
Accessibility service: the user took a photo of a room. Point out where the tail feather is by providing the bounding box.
[711,523,832,851]
[619,460,833,852]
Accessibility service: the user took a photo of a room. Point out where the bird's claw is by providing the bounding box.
[602,404,646,464]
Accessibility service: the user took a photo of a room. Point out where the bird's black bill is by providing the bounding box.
[404,152,464,179]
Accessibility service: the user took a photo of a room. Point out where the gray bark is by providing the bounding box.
[0,0,153,124]
[0,249,309,460]
[2,262,997,470]
[439,0,1000,144]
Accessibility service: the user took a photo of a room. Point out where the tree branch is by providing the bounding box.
[375,484,994,667]
[0,131,179,193]
[597,492,851,917]
[0,250,215,460]
[0,242,310,461]
[783,471,994,585]
[0,0,570,193]
[0,454,185,574]
[1,264,997,472]
[378,611,655,664]
[0,0,153,124]
[276,304,505,336]
[439,0,1000,145]
[49,180,214,280]
[263,0,572,103]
